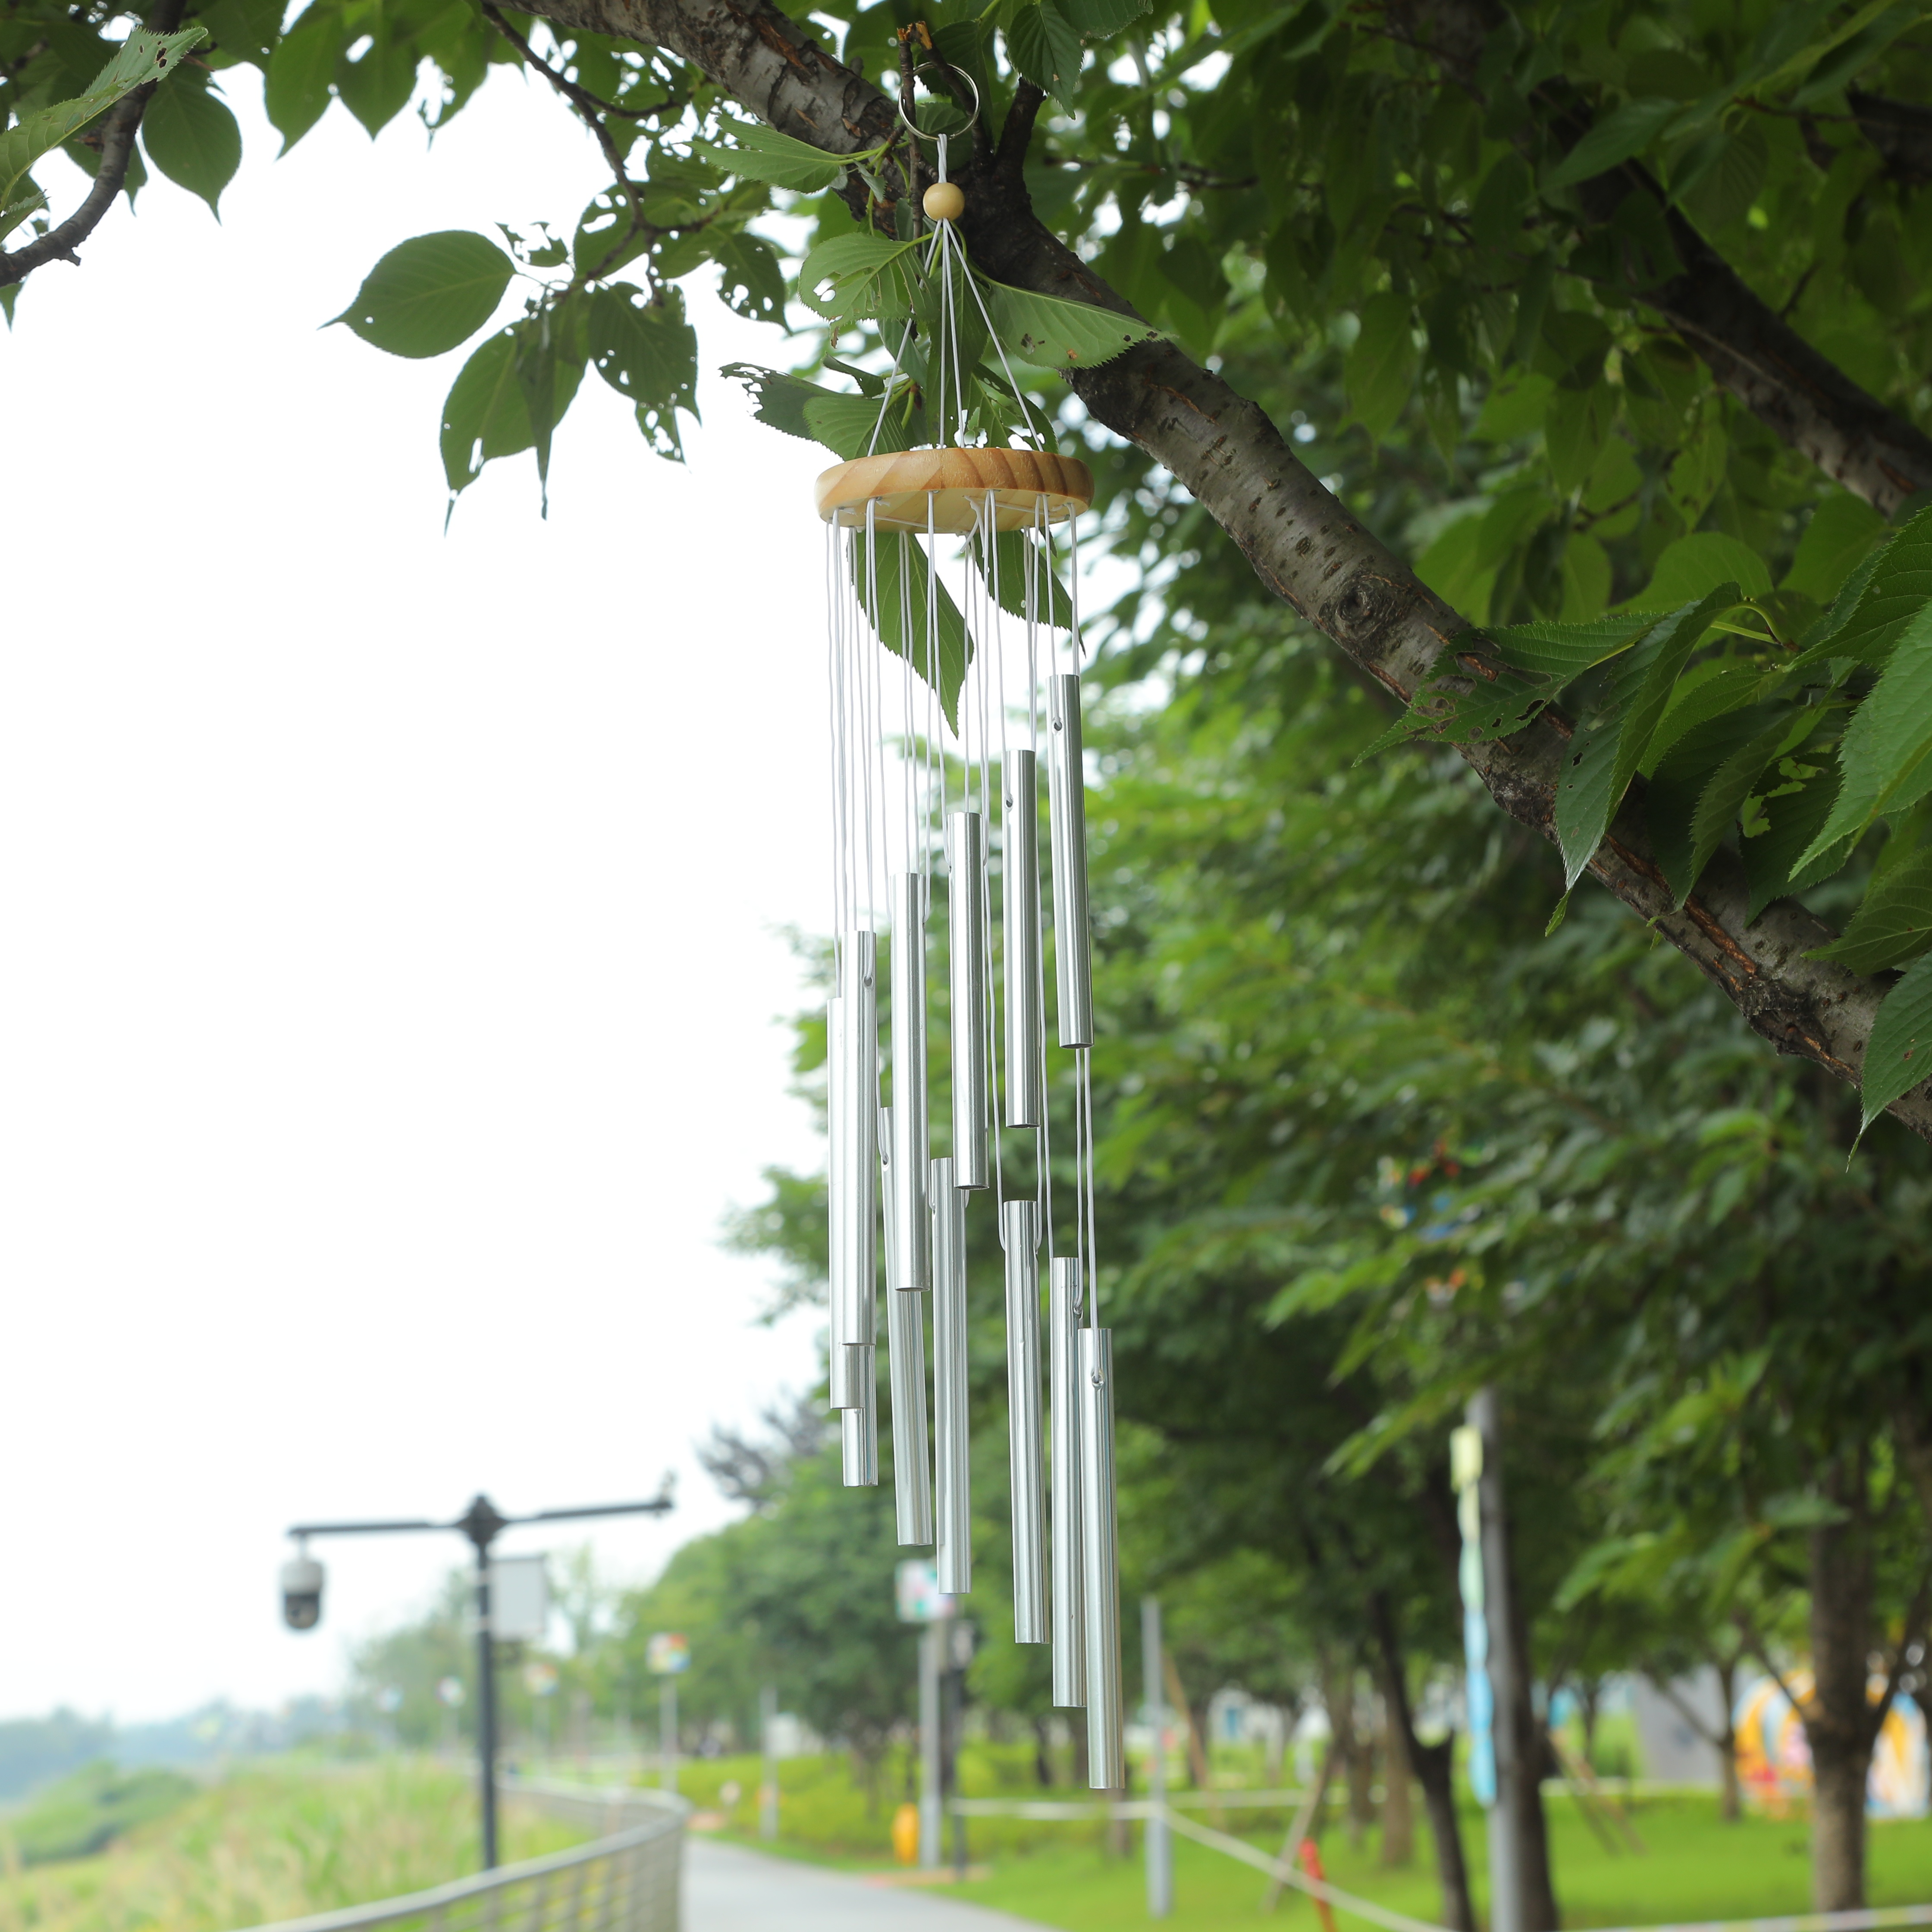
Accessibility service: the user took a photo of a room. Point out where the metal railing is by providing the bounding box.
[232,1783,686,1932]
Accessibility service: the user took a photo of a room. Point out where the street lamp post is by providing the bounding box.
[280,1485,673,1869]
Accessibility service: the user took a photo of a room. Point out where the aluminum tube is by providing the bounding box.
[1049,1257,1087,1708]
[826,994,848,1411]
[931,1157,971,1594]
[838,931,878,1352]
[1079,1325,1125,1787]
[1003,749,1044,1126]
[891,874,931,1288]
[842,1346,878,1485]
[947,812,989,1189]
[1003,1200,1046,1644]
[1048,675,1094,1050]
[888,1250,935,1545]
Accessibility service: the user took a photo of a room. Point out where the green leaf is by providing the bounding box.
[587,282,697,459]
[331,230,514,359]
[140,78,241,215]
[1795,605,1932,871]
[1794,504,1932,673]
[696,122,845,193]
[1783,491,1887,604]
[0,26,204,213]
[974,273,1163,369]
[1007,0,1084,105]
[1059,0,1153,36]
[1860,950,1932,1134]
[441,327,532,497]
[1635,531,1772,608]
[1346,292,1415,442]
[711,232,787,323]
[1483,612,1659,681]
[1810,847,1932,974]
[855,529,970,728]
[1642,663,1775,776]
[1744,764,1841,922]
[801,388,926,460]
[1552,589,1741,888]
[1543,97,1682,193]
[1648,703,1798,903]
[722,362,831,444]
[264,4,345,152]
[336,28,419,138]
[800,233,925,326]
[514,305,584,513]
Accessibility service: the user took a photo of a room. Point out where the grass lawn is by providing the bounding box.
[668,1747,1932,1931]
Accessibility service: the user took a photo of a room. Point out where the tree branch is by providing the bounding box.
[513,0,1932,1145]
[1393,0,1932,517]
[0,0,187,292]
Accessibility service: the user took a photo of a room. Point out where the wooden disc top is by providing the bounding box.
[816,446,1093,533]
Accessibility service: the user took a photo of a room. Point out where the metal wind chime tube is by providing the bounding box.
[1078,1324,1125,1786]
[1003,749,1044,1126]
[1002,1198,1047,1643]
[805,84,1121,1775]
[890,873,931,1289]
[947,810,989,1190]
[1048,674,1094,1050]
[1049,1255,1086,1709]
[930,1156,971,1593]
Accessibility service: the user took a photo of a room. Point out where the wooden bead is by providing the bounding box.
[923,182,966,222]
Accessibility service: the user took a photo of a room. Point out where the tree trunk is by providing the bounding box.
[1321,1653,1371,1849]
[1371,1590,1474,1932]
[511,0,1932,1148]
[1031,1714,1053,1790]
[1071,1709,1089,1791]
[1579,1681,1600,1771]
[1804,1461,1877,1912]
[1380,1703,1415,1869]
[1716,1657,1741,1825]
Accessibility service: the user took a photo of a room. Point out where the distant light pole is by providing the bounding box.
[279,1485,672,1869]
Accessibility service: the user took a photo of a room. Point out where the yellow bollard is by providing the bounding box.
[891,1801,921,1865]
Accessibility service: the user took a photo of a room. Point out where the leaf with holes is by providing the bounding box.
[332,230,513,358]
[0,26,203,216]
[712,232,786,324]
[1860,950,1932,1133]
[588,283,697,460]
[800,233,926,326]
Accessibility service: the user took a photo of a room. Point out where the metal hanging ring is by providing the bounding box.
[896,65,981,141]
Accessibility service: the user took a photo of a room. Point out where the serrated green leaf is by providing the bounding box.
[1642,664,1774,775]
[1552,589,1741,888]
[1810,847,1932,974]
[1484,611,1660,681]
[800,232,925,326]
[1635,531,1772,607]
[336,27,418,137]
[1795,604,1932,872]
[1744,766,1841,922]
[1647,703,1794,903]
[696,122,846,193]
[440,327,532,497]
[140,77,240,215]
[0,26,204,213]
[0,185,47,246]
[1860,950,1932,1133]
[1007,0,1084,105]
[331,230,513,359]
[1791,505,1932,675]
[1544,97,1682,193]
[1060,0,1152,35]
[975,272,1162,369]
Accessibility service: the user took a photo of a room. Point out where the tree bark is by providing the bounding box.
[1804,1458,1876,1913]
[1320,1650,1371,1849]
[1380,1697,1416,1868]
[1370,1590,1474,1932]
[1717,1656,1741,1825]
[511,0,1932,1146]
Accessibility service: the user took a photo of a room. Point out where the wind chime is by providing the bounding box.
[817,85,1124,1788]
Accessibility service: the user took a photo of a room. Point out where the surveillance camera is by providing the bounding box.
[281,1553,325,1631]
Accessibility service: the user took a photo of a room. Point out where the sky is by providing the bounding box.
[3,60,839,1721]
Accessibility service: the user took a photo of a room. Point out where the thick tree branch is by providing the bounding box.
[515,0,1932,1145]
[0,0,187,292]
[1396,0,1932,517]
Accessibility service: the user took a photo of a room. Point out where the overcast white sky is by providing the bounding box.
[3,61,836,1721]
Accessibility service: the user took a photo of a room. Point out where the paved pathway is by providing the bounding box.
[684,1836,1057,1931]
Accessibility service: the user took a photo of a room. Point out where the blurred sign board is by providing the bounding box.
[647,1631,690,1675]
[896,1559,957,1624]
[489,1554,550,1643]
